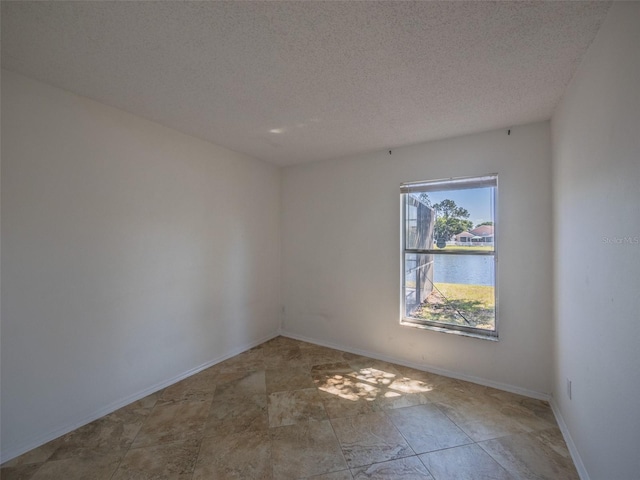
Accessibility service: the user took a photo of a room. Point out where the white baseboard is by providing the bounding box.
[549,397,590,480]
[0,330,279,464]
[280,330,550,401]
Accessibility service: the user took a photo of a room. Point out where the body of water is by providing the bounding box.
[434,254,494,286]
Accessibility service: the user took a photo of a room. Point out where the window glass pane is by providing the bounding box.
[405,253,495,331]
[404,187,495,252]
[403,253,435,316]
[401,175,497,336]
[404,194,435,250]
[429,187,495,252]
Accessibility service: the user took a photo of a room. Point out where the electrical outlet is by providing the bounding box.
[567,379,572,400]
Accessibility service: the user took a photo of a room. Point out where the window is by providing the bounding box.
[400,174,498,339]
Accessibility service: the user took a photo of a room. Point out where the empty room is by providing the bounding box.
[1,1,638,479]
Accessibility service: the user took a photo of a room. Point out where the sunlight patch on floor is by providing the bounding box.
[315,367,434,402]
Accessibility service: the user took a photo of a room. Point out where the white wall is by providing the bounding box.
[0,70,281,461]
[551,3,640,479]
[282,122,553,396]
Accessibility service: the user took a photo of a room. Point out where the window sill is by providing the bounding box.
[400,319,499,341]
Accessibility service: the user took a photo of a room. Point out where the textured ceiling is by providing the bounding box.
[1,1,610,166]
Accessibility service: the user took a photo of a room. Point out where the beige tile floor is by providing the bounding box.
[1,336,579,479]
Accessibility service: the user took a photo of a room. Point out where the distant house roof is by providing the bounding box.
[470,225,494,237]
[456,231,474,238]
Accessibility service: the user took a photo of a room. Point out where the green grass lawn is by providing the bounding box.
[412,282,495,330]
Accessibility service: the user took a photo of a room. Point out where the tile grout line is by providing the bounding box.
[107,391,165,480]
[326,415,353,478]
[263,354,277,480]
[380,406,439,478]
[188,387,218,480]
[371,404,436,479]
[474,440,517,479]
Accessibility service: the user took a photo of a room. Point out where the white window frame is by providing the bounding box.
[400,174,498,340]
